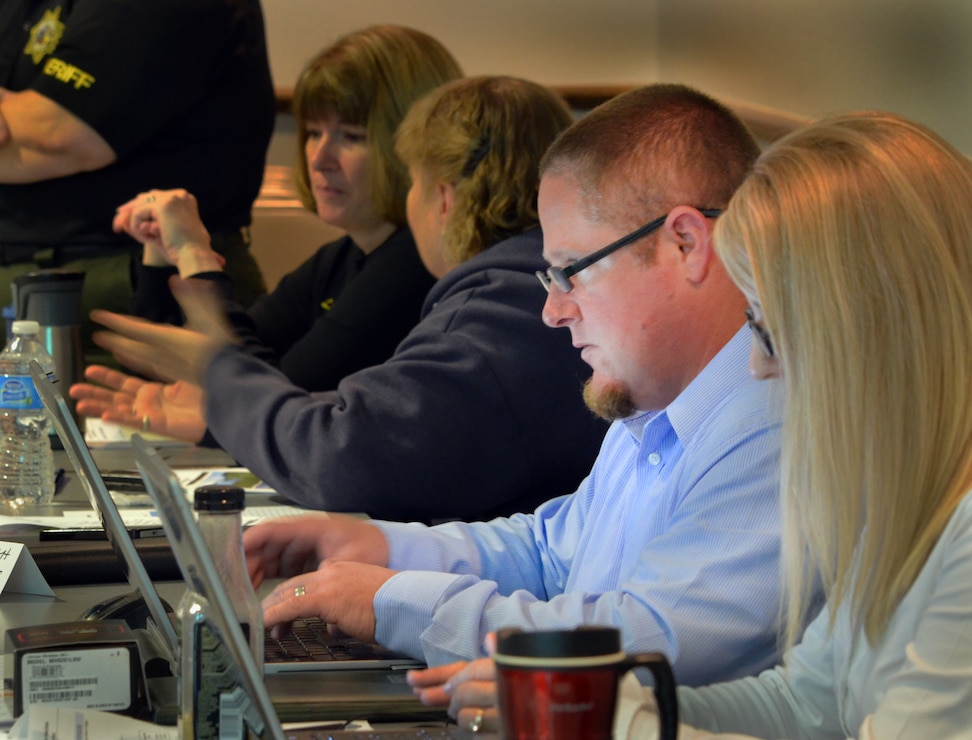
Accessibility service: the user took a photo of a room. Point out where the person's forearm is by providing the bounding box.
[0,89,115,182]
[167,244,224,277]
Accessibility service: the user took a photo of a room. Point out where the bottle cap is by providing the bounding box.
[193,484,246,511]
[11,320,39,335]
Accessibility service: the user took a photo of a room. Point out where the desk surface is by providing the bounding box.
[0,445,228,629]
[1,446,279,586]
[54,445,237,506]
[1,580,186,632]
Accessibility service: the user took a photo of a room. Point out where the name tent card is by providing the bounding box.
[0,541,54,596]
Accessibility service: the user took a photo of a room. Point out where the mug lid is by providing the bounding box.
[495,626,621,659]
[14,269,86,285]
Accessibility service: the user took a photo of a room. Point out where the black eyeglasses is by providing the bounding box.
[536,208,722,293]
[745,307,774,358]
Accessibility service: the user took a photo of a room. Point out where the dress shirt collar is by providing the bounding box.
[621,324,755,445]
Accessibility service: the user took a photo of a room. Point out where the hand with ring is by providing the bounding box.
[113,188,224,274]
[243,513,391,589]
[469,708,486,733]
[260,560,397,645]
[407,655,500,733]
[70,364,208,443]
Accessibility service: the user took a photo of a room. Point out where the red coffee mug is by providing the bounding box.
[494,626,677,740]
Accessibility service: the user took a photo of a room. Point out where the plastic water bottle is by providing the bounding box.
[0,320,56,510]
[179,484,263,739]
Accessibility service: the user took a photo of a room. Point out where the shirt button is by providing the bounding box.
[648,452,661,466]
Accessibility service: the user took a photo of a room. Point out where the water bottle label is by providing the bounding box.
[0,376,43,410]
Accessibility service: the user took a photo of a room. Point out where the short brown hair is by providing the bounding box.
[292,25,462,225]
[540,84,759,233]
[395,76,574,264]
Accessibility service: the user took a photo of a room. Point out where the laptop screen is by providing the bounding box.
[30,362,179,662]
[133,434,285,740]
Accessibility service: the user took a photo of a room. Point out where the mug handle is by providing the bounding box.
[619,653,678,740]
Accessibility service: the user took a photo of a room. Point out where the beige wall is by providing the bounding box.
[262,0,658,89]
[658,0,972,154]
[263,0,972,153]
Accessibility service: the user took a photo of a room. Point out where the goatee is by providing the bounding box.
[582,378,636,420]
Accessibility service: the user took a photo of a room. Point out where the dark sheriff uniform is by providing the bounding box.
[0,0,275,354]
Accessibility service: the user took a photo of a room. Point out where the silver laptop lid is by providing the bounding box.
[132,434,284,740]
[30,361,179,662]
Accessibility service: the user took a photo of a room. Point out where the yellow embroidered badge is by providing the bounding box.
[24,7,66,65]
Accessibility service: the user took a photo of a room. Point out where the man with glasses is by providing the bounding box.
[244,84,794,688]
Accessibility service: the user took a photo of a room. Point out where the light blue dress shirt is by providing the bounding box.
[373,326,786,685]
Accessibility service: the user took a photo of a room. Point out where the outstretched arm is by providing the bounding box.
[90,275,239,385]
[70,365,207,443]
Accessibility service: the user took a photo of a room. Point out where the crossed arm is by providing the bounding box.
[0,87,115,183]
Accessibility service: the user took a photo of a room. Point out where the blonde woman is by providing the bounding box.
[615,111,972,736]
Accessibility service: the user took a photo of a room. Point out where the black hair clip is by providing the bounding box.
[461,138,492,177]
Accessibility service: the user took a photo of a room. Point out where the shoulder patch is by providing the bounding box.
[24,6,65,65]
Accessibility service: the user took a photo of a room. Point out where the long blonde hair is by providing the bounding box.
[716,111,972,649]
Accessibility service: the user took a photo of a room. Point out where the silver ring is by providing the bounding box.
[293,584,306,598]
[141,415,150,432]
[469,709,485,733]
[145,195,156,203]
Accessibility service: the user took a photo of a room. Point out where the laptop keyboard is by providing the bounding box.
[265,617,409,664]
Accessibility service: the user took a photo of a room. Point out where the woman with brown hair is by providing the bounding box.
[74,25,461,440]
[74,76,608,522]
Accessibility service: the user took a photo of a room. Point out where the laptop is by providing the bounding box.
[31,362,420,671]
[133,435,478,738]
[30,362,180,667]
[31,364,440,726]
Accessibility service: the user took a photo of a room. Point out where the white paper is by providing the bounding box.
[0,502,310,535]
[83,418,190,449]
[3,708,374,739]
[0,464,303,534]
[71,505,308,529]
[173,468,275,493]
[0,515,86,532]
[7,706,178,740]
